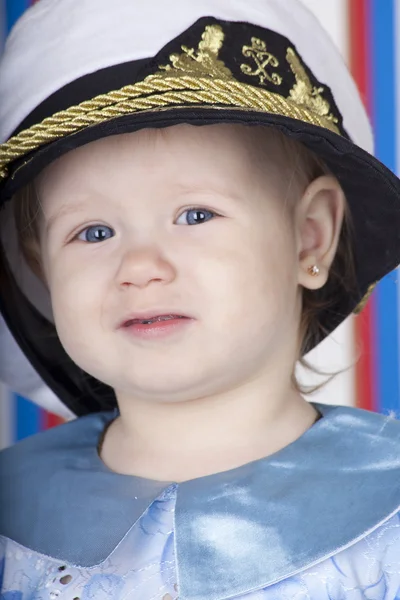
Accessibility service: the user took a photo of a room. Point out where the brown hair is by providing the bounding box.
[12,129,357,394]
[268,131,356,390]
[13,181,43,280]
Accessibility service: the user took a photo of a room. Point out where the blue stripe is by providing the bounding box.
[15,395,41,441]
[4,0,43,441]
[370,0,400,414]
[5,0,30,32]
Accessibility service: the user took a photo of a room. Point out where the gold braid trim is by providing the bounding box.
[0,75,340,182]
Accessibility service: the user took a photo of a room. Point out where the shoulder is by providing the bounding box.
[0,411,115,537]
[0,410,114,474]
[315,401,400,439]
[0,409,164,566]
[310,402,400,477]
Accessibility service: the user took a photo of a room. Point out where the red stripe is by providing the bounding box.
[354,304,377,411]
[348,0,373,114]
[348,0,377,411]
[42,411,65,430]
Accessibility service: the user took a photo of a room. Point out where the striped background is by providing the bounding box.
[0,0,399,446]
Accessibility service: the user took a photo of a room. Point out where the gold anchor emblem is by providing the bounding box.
[241,37,282,86]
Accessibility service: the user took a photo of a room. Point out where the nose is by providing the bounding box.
[116,246,176,290]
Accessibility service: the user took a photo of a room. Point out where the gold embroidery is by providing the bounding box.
[156,24,232,79]
[241,38,282,86]
[353,282,377,315]
[0,27,342,183]
[286,47,338,124]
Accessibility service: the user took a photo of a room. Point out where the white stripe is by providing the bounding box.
[298,317,356,407]
[0,385,14,449]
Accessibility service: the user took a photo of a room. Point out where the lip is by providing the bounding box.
[118,310,193,329]
[121,317,194,340]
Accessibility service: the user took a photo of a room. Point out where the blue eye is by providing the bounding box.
[177,208,217,226]
[77,225,114,243]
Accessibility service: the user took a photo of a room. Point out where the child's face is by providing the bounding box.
[37,124,306,403]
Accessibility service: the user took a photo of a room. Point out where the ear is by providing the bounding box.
[296,175,345,290]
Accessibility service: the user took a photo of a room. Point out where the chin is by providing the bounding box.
[110,369,219,403]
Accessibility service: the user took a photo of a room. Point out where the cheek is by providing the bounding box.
[48,254,109,333]
[48,259,112,374]
[198,218,297,312]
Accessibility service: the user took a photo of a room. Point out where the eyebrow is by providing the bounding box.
[176,183,242,202]
[45,202,89,234]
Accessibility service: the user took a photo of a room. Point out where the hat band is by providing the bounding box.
[0,75,341,184]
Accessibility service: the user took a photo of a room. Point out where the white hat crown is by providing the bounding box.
[0,0,372,152]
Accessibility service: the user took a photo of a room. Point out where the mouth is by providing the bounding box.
[121,314,191,327]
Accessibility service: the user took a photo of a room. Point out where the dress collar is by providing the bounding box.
[2,403,400,600]
[175,402,400,598]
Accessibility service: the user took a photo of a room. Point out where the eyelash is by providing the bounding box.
[72,207,221,243]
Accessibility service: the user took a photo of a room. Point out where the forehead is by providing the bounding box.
[36,124,290,200]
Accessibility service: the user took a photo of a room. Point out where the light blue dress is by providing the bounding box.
[1,402,400,600]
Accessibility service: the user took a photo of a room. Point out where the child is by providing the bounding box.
[1,0,400,598]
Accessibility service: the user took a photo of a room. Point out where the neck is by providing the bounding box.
[100,375,319,482]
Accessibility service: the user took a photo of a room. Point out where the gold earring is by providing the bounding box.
[308,265,320,276]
